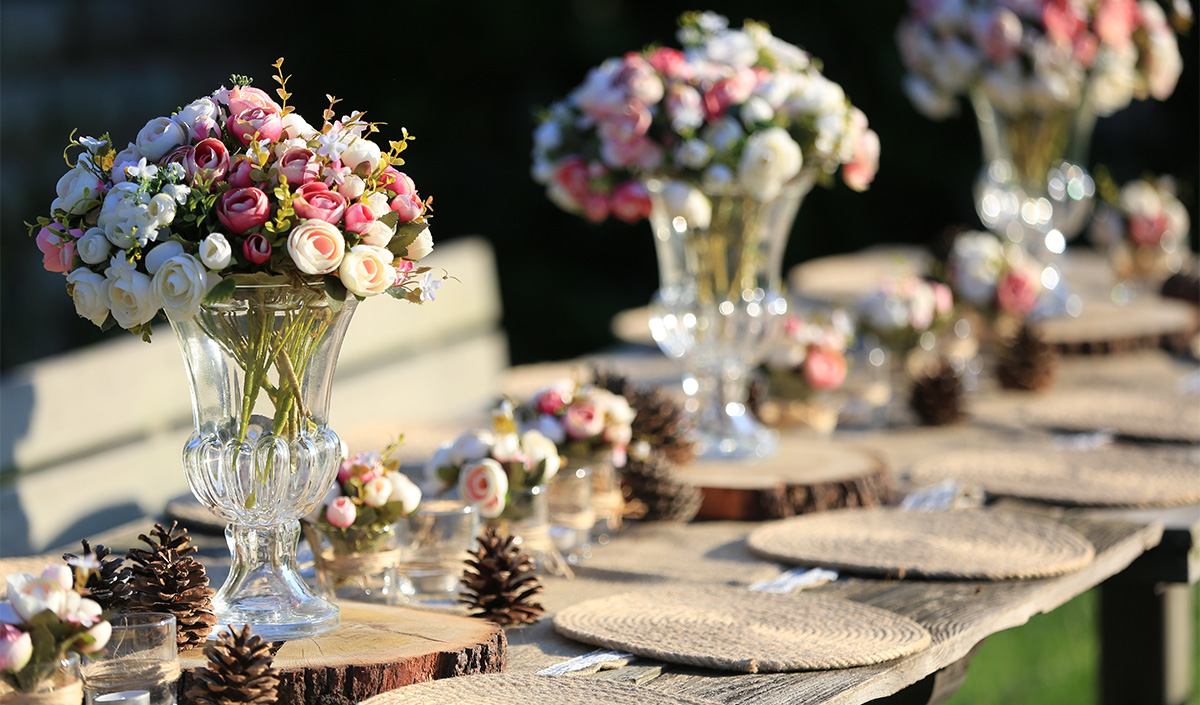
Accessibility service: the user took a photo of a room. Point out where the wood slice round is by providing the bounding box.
[1022,389,1200,443]
[362,674,717,705]
[747,508,1096,580]
[674,436,893,520]
[553,585,931,673]
[1031,295,1196,355]
[787,246,933,305]
[179,602,506,705]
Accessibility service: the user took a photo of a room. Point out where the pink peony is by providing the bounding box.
[292,182,346,224]
[226,85,282,116]
[35,225,77,274]
[217,187,271,234]
[996,268,1040,317]
[1043,0,1089,47]
[186,138,230,186]
[276,147,321,186]
[803,346,848,391]
[609,180,652,223]
[1129,213,1169,247]
[242,233,272,264]
[326,496,357,528]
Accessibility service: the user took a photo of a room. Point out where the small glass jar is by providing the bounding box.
[838,337,892,429]
[1,654,83,705]
[488,485,552,569]
[399,500,479,606]
[548,465,594,563]
[82,613,177,705]
[302,520,407,604]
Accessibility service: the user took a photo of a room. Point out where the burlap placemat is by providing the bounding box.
[360,674,718,705]
[553,585,931,673]
[747,508,1095,580]
[909,447,1200,508]
[1023,389,1200,443]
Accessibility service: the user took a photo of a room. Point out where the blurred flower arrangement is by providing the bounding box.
[425,404,564,520]
[1,563,110,694]
[763,312,855,400]
[311,442,424,553]
[858,274,955,352]
[531,10,880,224]
[31,58,441,340]
[518,381,637,467]
[1090,174,1192,287]
[897,0,1190,120]
[947,230,1046,320]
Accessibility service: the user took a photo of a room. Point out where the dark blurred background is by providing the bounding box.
[2,0,1196,372]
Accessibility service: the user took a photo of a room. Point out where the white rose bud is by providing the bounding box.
[135,116,187,162]
[423,443,455,492]
[338,244,396,297]
[363,192,392,218]
[405,227,434,260]
[361,221,395,248]
[675,139,714,170]
[153,254,219,321]
[106,268,158,329]
[52,162,105,216]
[337,175,366,201]
[661,180,712,230]
[146,192,177,228]
[200,233,232,270]
[386,472,423,514]
[288,220,346,276]
[340,137,382,173]
[66,268,111,327]
[521,429,562,482]
[76,228,112,265]
[737,127,803,202]
[361,477,393,508]
[739,96,775,127]
[144,241,184,275]
[109,143,141,185]
[281,112,318,140]
[450,429,495,465]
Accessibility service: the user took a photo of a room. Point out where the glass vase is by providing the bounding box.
[170,282,357,640]
[548,464,594,564]
[972,90,1093,317]
[302,521,407,605]
[487,485,552,570]
[647,173,813,459]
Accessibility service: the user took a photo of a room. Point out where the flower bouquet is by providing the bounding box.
[1,563,111,702]
[757,312,854,434]
[858,274,956,355]
[1090,174,1192,298]
[29,58,443,639]
[947,230,1047,325]
[303,444,423,603]
[532,11,879,458]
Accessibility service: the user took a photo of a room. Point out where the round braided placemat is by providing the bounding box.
[747,508,1095,580]
[1022,389,1200,443]
[552,585,931,673]
[360,674,718,705]
[909,447,1200,508]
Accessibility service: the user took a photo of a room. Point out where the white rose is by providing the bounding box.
[675,139,714,170]
[336,175,366,201]
[340,137,382,173]
[701,118,744,154]
[1088,48,1138,116]
[704,28,757,68]
[386,472,423,514]
[739,96,775,127]
[52,161,104,215]
[1145,24,1183,100]
[146,192,177,228]
[533,119,563,151]
[737,127,803,202]
[173,97,222,136]
[200,233,232,270]
[661,180,713,230]
[281,112,319,140]
[6,573,66,623]
[546,183,581,214]
[144,240,184,275]
[929,37,980,93]
[66,268,110,327]
[450,429,495,465]
[491,432,522,463]
[457,458,509,519]
[153,254,219,321]
[135,117,187,162]
[363,192,392,218]
[362,477,393,508]
[788,73,846,116]
[361,221,395,248]
[405,227,434,260]
[109,143,140,185]
[338,244,396,297]
[423,443,455,492]
[106,267,158,329]
[521,429,561,482]
[530,414,567,445]
[76,228,112,265]
[288,220,346,276]
[531,158,556,184]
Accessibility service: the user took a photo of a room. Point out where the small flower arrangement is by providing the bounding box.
[519,380,637,468]
[30,58,442,341]
[314,443,423,553]
[763,312,855,400]
[897,0,1189,119]
[1,563,110,694]
[531,11,879,224]
[1090,174,1191,282]
[425,404,564,519]
[858,273,955,351]
[947,230,1046,320]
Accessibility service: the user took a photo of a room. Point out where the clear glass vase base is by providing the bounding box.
[211,603,340,642]
[693,421,779,460]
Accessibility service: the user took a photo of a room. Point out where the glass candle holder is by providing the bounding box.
[838,337,892,430]
[302,520,407,605]
[398,500,479,606]
[82,613,179,705]
[548,465,594,564]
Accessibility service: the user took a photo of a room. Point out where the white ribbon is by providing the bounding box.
[536,649,633,676]
[749,567,839,593]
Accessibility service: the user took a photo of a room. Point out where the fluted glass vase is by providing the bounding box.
[647,173,812,459]
[170,282,357,641]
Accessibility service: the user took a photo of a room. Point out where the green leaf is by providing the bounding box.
[437,465,458,487]
[386,220,426,258]
[203,277,237,304]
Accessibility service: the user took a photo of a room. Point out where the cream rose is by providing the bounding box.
[135,117,187,162]
[457,458,509,519]
[106,267,158,329]
[520,429,561,482]
[144,241,184,275]
[338,244,396,297]
[360,221,394,248]
[200,233,232,270]
[386,472,423,514]
[52,161,105,215]
[287,219,346,275]
[281,112,319,140]
[660,180,712,229]
[450,429,495,465]
[153,254,218,321]
[737,127,803,202]
[66,268,110,327]
[340,137,382,173]
[405,227,434,260]
[76,228,112,265]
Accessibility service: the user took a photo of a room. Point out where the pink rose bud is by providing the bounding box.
[803,346,848,391]
[343,202,377,235]
[227,85,281,116]
[276,147,321,186]
[190,115,222,141]
[581,193,610,223]
[563,401,605,440]
[389,192,423,223]
[535,389,570,416]
[326,496,357,528]
[1130,214,1169,247]
[362,477,393,508]
[41,565,73,591]
[292,182,347,224]
[79,620,111,654]
[0,625,32,674]
[35,225,77,274]
[609,181,652,224]
[217,187,271,234]
[337,459,354,484]
[229,106,283,146]
[227,157,256,189]
[242,233,272,264]
[996,268,1040,318]
[554,156,590,199]
[843,128,881,193]
[647,46,691,80]
[381,168,416,197]
[186,138,230,186]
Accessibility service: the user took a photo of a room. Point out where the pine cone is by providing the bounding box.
[621,454,701,523]
[186,625,280,705]
[595,370,697,466]
[460,526,544,626]
[63,540,132,613]
[909,361,966,425]
[996,324,1058,391]
[127,522,218,650]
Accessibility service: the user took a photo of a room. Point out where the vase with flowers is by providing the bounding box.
[30,59,445,640]
[1090,173,1192,301]
[759,312,855,435]
[532,11,880,459]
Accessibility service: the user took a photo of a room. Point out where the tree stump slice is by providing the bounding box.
[1031,295,1196,356]
[179,602,507,705]
[675,436,893,521]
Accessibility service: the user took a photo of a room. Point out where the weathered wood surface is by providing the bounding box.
[179,602,506,705]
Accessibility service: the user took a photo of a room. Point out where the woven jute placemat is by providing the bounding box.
[553,585,931,673]
[747,508,1095,580]
[360,674,718,705]
[909,447,1200,508]
[1023,389,1200,443]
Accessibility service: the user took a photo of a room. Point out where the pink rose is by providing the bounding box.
[843,127,881,192]
[980,8,1023,61]
[230,106,283,146]
[217,187,271,234]
[1094,0,1139,49]
[1042,0,1088,46]
[292,182,346,224]
[554,156,590,199]
[186,138,230,186]
[343,202,377,235]
[535,388,570,415]
[287,219,345,275]
[243,233,272,265]
[276,147,321,186]
[0,624,32,674]
[610,180,652,223]
[803,346,848,391]
[162,145,192,167]
[581,193,610,223]
[227,85,282,116]
[389,192,424,223]
[227,157,256,189]
[337,459,354,484]
[704,68,757,120]
[933,282,953,316]
[457,458,509,519]
[599,133,662,171]
[380,168,416,196]
[563,401,605,440]
[326,496,357,528]
[647,47,691,80]
[36,225,77,274]
[1129,214,1169,247]
[996,268,1040,317]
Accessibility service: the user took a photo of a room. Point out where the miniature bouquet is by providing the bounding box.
[947,230,1046,321]
[1,563,110,695]
[858,274,955,353]
[519,381,636,468]
[1090,174,1191,289]
[425,404,564,520]
[311,444,424,553]
[897,0,1189,120]
[764,312,855,400]
[531,10,880,224]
